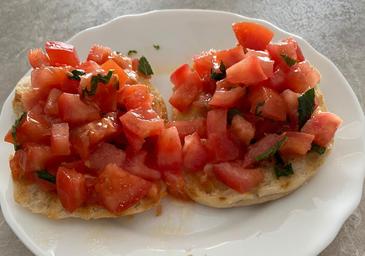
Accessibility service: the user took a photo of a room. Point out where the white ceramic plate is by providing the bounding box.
[1,9,365,256]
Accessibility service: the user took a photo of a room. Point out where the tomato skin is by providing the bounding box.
[301,112,342,146]
[45,41,80,67]
[169,64,203,112]
[248,86,287,122]
[226,55,268,85]
[87,44,112,65]
[279,132,314,156]
[58,93,100,125]
[192,51,214,79]
[286,61,320,93]
[28,48,50,68]
[207,108,227,135]
[167,118,207,139]
[215,46,245,68]
[123,151,161,181]
[56,167,86,212]
[156,127,183,171]
[232,22,274,50]
[243,133,285,167]
[230,115,255,145]
[86,143,126,172]
[213,162,264,193]
[209,87,246,108]
[95,164,152,213]
[44,88,62,116]
[51,123,70,156]
[117,84,153,110]
[183,132,209,172]
[119,108,164,139]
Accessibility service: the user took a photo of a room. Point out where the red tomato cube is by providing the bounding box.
[183,132,209,171]
[44,88,62,115]
[123,151,161,181]
[207,108,227,135]
[213,161,264,193]
[232,22,274,50]
[301,112,342,146]
[28,48,50,68]
[167,118,207,139]
[209,87,246,108]
[279,132,314,156]
[118,84,153,110]
[215,46,245,68]
[51,123,70,156]
[87,143,126,172]
[86,44,112,65]
[206,133,239,163]
[45,41,80,67]
[230,115,255,145]
[156,127,183,171]
[286,61,320,93]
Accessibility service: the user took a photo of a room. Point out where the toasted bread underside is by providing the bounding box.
[176,87,330,208]
[11,75,167,219]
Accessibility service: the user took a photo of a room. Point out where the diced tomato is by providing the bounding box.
[109,52,133,69]
[124,151,161,180]
[232,22,274,50]
[101,59,128,86]
[31,66,69,97]
[117,84,153,110]
[281,89,300,127]
[213,162,264,193]
[51,123,70,155]
[192,51,214,79]
[266,68,287,92]
[44,88,62,115]
[70,115,119,158]
[162,171,190,200]
[286,61,320,93]
[287,37,305,62]
[28,48,50,68]
[167,118,206,139]
[16,111,51,145]
[156,127,183,171]
[61,160,89,174]
[230,115,255,145]
[244,50,274,78]
[84,174,98,204]
[119,108,164,139]
[86,143,125,172]
[24,145,54,173]
[86,44,112,65]
[215,46,245,68]
[207,108,227,135]
[95,164,152,213]
[243,113,290,140]
[226,55,268,85]
[45,41,80,67]
[267,38,299,71]
[58,93,100,125]
[131,58,139,71]
[123,126,145,152]
[279,132,314,156]
[183,132,209,171]
[56,167,86,212]
[76,60,103,74]
[169,64,203,112]
[209,86,245,108]
[248,86,287,121]
[243,133,285,167]
[301,112,342,146]
[206,133,239,163]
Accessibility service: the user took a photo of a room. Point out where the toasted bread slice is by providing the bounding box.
[11,75,167,219]
[176,88,330,208]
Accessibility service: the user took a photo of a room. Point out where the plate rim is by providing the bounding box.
[1,9,364,256]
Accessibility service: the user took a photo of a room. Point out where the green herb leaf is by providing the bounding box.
[281,54,297,67]
[36,170,56,183]
[311,144,326,155]
[138,56,154,76]
[210,61,226,81]
[255,101,265,116]
[255,136,288,162]
[11,112,26,151]
[274,153,294,178]
[83,70,114,96]
[227,108,242,124]
[298,88,315,128]
[127,50,137,56]
[68,69,86,80]
[153,44,160,50]
[275,162,294,177]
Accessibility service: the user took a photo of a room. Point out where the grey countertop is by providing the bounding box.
[0,0,364,255]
